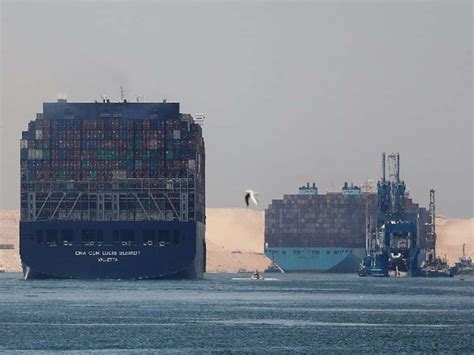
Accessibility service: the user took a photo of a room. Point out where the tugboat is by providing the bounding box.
[264,261,285,273]
[420,256,454,277]
[357,257,370,277]
[453,244,474,276]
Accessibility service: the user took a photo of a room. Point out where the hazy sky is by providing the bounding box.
[1,0,472,217]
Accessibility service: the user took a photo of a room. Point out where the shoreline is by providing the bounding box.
[1,209,472,273]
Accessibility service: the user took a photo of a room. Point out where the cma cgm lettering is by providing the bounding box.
[20,99,206,279]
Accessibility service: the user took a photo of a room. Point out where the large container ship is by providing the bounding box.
[264,182,429,273]
[19,99,205,279]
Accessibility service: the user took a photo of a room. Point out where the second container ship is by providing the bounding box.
[264,182,429,273]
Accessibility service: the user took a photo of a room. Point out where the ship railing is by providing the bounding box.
[20,178,204,223]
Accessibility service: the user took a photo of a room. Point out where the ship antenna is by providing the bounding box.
[120,86,125,102]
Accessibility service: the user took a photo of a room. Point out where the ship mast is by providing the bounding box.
[425,189,437,263]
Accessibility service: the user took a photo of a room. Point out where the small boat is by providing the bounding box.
[453,244,473,276]
[251,270,263,280]
[357,266,369,277]
[264,261,285,273]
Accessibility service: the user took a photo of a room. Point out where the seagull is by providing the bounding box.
[245,190,259,207]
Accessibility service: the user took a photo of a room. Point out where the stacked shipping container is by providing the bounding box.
[265,192,429,249]
[21,111,203,182]
[20,100,205,224]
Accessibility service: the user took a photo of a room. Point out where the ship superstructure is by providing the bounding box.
[418,189,453,277]
[361,153,429,277]
[453,244,473,276]
[20,99,205,279]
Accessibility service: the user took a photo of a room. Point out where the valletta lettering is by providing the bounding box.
[74,250,141,262]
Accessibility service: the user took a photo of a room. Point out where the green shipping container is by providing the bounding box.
[96,149,119,160]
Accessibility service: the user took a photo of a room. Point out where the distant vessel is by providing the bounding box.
[453,244,474,276]
[420,256,454,277]
[264,260,285,273]
[418,189,454,277]
[265,179,430,273]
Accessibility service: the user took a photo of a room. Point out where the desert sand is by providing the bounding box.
[205,208,271,272]
[0,210,21,272]
[436,216,473,264]
[0,209,471,272]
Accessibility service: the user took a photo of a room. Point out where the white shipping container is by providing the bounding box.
[28,149,42,160]
[188,159,196,170]
[20,140,28,149]
[35,129,43,140]
[112,170,127,179]
[173,130,180,139]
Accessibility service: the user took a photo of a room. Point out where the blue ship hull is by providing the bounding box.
[265,247,366,273]
[20,221,205,280]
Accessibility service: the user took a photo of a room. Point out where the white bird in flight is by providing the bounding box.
[245,190,259,207]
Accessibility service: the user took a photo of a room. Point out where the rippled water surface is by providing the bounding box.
[0,273,472,353]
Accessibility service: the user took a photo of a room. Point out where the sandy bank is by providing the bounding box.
[0,209,471,273]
